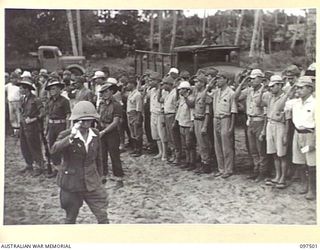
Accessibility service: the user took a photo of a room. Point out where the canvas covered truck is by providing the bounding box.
[6,46,86,75]
[135,44,244,80]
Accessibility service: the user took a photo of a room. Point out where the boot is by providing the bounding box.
[200,163,213,174]
[132,139,142,157]
[306,166,316,200]
[114,180,124,190]
[32,168,44,177]
[299,167,308,194]
[19,164,33,174]
[47,169,58,179]
[129,139,137,155]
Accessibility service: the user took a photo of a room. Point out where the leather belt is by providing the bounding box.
[48,119,66,124]
[194,116,205,121]
[248,115,265,122]
[214,114,231,119]
[295,127,314,134]
[164,113,176,115]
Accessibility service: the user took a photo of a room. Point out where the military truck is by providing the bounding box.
[135,44,244,80]
[6,46,86,75]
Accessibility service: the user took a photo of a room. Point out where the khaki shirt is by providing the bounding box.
[176,96,193,127]
[239,85,269,117]
[149,87,162,114]
[193,89,211,119]
[127,89,143,113]
[213,86,237,118]
[265,91,288,123]
[164,88,177,114]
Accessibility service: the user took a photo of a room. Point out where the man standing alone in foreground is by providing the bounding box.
[51,101,109,224]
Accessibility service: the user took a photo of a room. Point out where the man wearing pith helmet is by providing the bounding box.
[285,76,316,200]
[98,82,124,189]
[17,79,45,177]
[45,79,71,178]
[51,101,109,224]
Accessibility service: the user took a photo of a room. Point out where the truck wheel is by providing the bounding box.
[69,68,83,76]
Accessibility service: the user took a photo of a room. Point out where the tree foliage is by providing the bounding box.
[5,8,314,62]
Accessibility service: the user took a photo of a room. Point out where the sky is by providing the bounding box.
[184,9,306,17]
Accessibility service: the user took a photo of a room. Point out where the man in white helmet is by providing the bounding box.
[176,80,196,170]
[51,101,109,224]
[92,71,106,107]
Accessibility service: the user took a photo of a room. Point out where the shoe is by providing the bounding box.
[180,163,190,169]
[265,178,278,186]
[19,165,33,174]
[153,154,162,159]
[247,173,259,180]
[275,182,288,189]
[214,172,223,177]
[114,180,124,190]
[187,164,197,171]
[32,169,44,177]
[254,174,265,183]
[221,173,233,179]
[101,177,107,184]
[305,192,316,201]
[132,150,142,157]
[47,170,58,179]
[194,166,204,174]
[201,164,213,174]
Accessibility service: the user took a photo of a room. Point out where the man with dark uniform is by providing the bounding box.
[45,79,71,178]
[18,79,45,177]
[98,83,124,189]
[51,101,109,224]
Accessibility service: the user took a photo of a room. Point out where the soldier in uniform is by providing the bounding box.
[69,76,95,106]
[262,75,290,189]
[98,83,124,189]
[235,69,269,182]
[18,79,45,177]
[176,81,196,170]
[212,71,237,178]
[51,101,109,224]
[126,76,144,157]
[45,79,71,178]
[148,71,168,160]
[161,76,181,164]
[285,76,316,200]
[191,75,213,174]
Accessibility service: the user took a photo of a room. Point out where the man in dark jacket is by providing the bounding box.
[51,101,109,224]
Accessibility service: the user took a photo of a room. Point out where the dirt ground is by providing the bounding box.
[3,127,317,225]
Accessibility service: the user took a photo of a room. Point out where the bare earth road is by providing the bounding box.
[4,128,316,225]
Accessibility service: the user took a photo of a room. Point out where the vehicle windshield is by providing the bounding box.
[57,49,62,57]
[197,50,238,67]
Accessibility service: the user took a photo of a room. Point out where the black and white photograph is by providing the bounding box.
[3,8,317,225]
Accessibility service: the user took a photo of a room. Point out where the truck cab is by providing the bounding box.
[38,46,86,75]
[173,44,243,79]
[134,44,244,81]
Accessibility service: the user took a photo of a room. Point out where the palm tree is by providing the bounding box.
[249,9,260,58]
[76,10,83,56]
[66,10,78,56]
[170,10,178,52]
[158,10,163,53]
